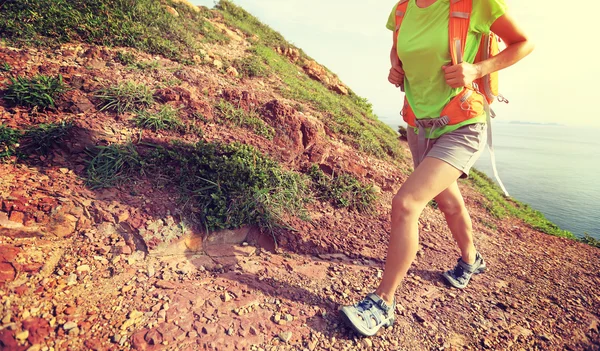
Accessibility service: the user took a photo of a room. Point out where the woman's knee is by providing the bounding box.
[436,197,464,216]
[391,193,422,221]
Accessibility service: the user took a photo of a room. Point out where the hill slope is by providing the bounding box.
[0,1,598,350]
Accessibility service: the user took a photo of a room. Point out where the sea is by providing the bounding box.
[382,119,600,240]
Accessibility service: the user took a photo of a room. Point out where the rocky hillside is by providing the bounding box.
[0,1,598,350]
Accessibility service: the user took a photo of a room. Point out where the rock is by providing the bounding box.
[278,331,292,343]
[213,59,223,69]
[76,265,91,273]
[165,6,179,17]
[332,84,349,95]
[155,280,176,290]
[129,310,144,319]
[362,338,373,348]
[67,273,77,286]
[63,321,78,330]
[15,330,29,342]
[9,211,25,225]
[226,66,239,77]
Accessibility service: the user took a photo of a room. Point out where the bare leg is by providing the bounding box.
[375,157,462,305]
[435,182,477,264]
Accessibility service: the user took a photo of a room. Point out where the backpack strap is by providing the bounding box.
[394,0,410,38]
[449,0,472,65]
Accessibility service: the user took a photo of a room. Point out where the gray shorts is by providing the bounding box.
[407,123,487,178]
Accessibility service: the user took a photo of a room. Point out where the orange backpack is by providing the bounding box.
[394,0,507,127]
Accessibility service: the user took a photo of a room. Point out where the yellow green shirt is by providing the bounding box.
[386,0,507,138]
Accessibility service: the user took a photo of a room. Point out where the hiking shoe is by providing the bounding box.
[339,293,395,336]
[442,252,486,289]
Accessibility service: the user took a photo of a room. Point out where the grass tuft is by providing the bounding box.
[307,164,377,213]
[95,81,154,113]
[0,125,22,160]
[214,99,274,140]
[21,120,74,155]
[3,74,67,109]
[85,143,144,189]
[234,54,270,78]
[134,105,184,132]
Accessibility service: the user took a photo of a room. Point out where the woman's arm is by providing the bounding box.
[443,12,534,88]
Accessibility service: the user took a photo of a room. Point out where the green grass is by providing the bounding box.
[145,141,310,232]
[3,74,67,109]
[0,125,21,160]
[234,54,270,78]
[84,140,310,233]
[85,143,144,189]
[469,169,575,239]
[0,0,224,62]
[134,105,184,132]
[1,63,11,72]
[115,51,136,66]
[581,234,600,249]
[250,45,401,159]
[214,99,274,140]
[21,120,74,155]
[307,164,377,213]
[216,0,294,50]
[95,81,154,113]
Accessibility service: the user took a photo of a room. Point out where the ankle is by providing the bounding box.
[462,250,477,265]
[375,290,395,307]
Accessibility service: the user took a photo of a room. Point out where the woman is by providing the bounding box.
[340,0,533,336]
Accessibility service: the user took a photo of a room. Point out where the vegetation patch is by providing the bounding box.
[95,81,154,113]
[134,105,184,132]
[469,169,575,239]
[0,0,219,62]
[214,99,274,140]
[0,125,22,160]
[216,0,295,50]
[234,54,270,78]
[308,164,377,213]
[115,51,136,66]
[85,143,145,189]
[84,140,310,232]
[3,74,67,109]
[21,120,74,155]
[1,62,11,72]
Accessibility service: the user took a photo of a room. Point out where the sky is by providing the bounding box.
[191,0,600,128]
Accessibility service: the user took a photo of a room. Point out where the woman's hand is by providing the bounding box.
[388,65,405,86]
[442,62,481,88]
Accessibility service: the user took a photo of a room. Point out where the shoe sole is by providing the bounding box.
[339,308,395,337]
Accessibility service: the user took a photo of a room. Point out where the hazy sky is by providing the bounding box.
[192,0,599,128]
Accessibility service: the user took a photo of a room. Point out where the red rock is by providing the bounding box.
[84,338,103,351]
[154,280,176,290]
[8,211,25,224]
[14,284,28,296]
[0,329,25,351]
[0,262,16,285]
[22,317,51,345]
[65,306,76,315]
[145,330,163,345]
